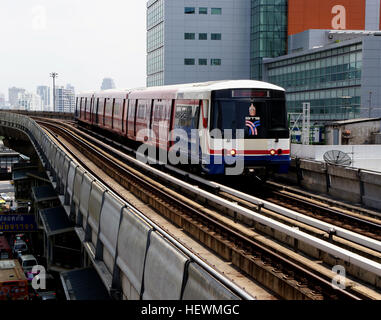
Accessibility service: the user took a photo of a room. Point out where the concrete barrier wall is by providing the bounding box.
[275,157,381,211]
[183,263,241,300]
[0,112,241,300]
[99,193,125,274]
[117,211,152,300]
[142,232,188,300]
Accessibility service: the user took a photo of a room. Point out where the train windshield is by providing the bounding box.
[211,99,289,139]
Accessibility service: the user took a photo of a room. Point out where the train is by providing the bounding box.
[75,80,291,177]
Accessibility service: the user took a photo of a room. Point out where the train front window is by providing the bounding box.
[268,100,289,139]
[211,100,266,139]
[211,98,289,139]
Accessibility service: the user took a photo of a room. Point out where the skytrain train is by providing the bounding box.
[75,80,291,177]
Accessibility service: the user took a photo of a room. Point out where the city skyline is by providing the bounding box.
[0,0,146,97]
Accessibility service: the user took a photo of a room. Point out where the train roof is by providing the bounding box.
[94,90,129,99]
[78,80,285,100]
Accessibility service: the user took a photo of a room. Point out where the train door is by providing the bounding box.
[151,99,172,150]
[171,100,201,161]
[97,98,105,127]
[95,98,99,124]
[84,98,88,121]
[112,98,116,129]
[90,97,94,123]
[122,99,128,135]
[75,97,79,118]
[135,100,152,140]
[127,99,137,139]
[104,98,113,128]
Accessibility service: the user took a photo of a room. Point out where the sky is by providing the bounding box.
[0,0,147,100]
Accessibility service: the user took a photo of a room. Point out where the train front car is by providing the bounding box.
[203,81,291,177]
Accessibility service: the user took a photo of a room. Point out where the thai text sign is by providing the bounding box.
[0,214,38,232]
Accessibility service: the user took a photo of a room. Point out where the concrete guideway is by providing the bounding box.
[0,111,253,301]
[2,112,381,299]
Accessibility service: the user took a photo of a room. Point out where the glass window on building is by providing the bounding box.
[198,59,207,65]
[211,59,221,66]
[211,33,221,40]
[184,7,195,14]
[184,33,195,40]
[184,59,195,65]
[199,33,207,40]
[199,7,208,14]
[211,8,222,15]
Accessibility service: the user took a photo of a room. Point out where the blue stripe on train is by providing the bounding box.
[200,155,291,175]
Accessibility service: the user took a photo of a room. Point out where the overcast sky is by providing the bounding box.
[0,0,147,99]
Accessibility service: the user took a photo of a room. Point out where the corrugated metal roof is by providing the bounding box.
[39,206,73,236]
[60,268,111,300]
[32,185,58,202]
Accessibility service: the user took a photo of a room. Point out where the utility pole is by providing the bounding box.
[302,102,311,145]
[50,72,58,112]
[368,91,373,118]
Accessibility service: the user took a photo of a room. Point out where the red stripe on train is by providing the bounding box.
[210,150,290,155]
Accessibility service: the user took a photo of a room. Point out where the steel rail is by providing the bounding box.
[38,121,369,299]
[37,121,256,300]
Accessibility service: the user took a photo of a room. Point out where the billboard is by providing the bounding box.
[0,214,38,232]
[288,0,366,35]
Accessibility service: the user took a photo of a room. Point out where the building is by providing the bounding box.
[66,83,75,92]
[145,0,381,129]
[287,0,381,38]
[325,118,381,145]
[100,78,116,90]
[0,94,5,107]
[55,86,75,113]
[263,31,381,126]
[17,92,42,111]
[146,0,251,87]
[250,0,288,80]
[8,87,25,108]
[36,86,51,111]
[147,0,381,84]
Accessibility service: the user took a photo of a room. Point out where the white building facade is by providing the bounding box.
[55,86,76,113]
[8,87,26,108]
[37,86,51,111]
[17,92,42,111]
[146,0,251,87]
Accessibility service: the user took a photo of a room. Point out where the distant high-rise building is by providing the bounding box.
[146,0,251,87]
[17,92,42,111]
[66,83,75,92]
[36,86,51,111]
[55,86,75,113]
[0,94,5,107]
[8,87,26,108]
[101,78,116,90]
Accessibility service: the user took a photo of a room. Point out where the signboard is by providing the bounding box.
[288,0,366,35]
[0,214,38,232]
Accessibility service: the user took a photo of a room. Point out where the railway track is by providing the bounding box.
[35,118,381,300]
[72,120,381,246]
[263,187,381,241]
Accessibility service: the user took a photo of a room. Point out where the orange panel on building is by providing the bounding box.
[288,0,366,36]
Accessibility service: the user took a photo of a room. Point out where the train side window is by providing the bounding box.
[174,101,200,134]
[137,102,147,119]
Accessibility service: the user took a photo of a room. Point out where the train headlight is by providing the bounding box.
[277,149,283,155]
[270,149,276,156]
[230,149,237,157]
